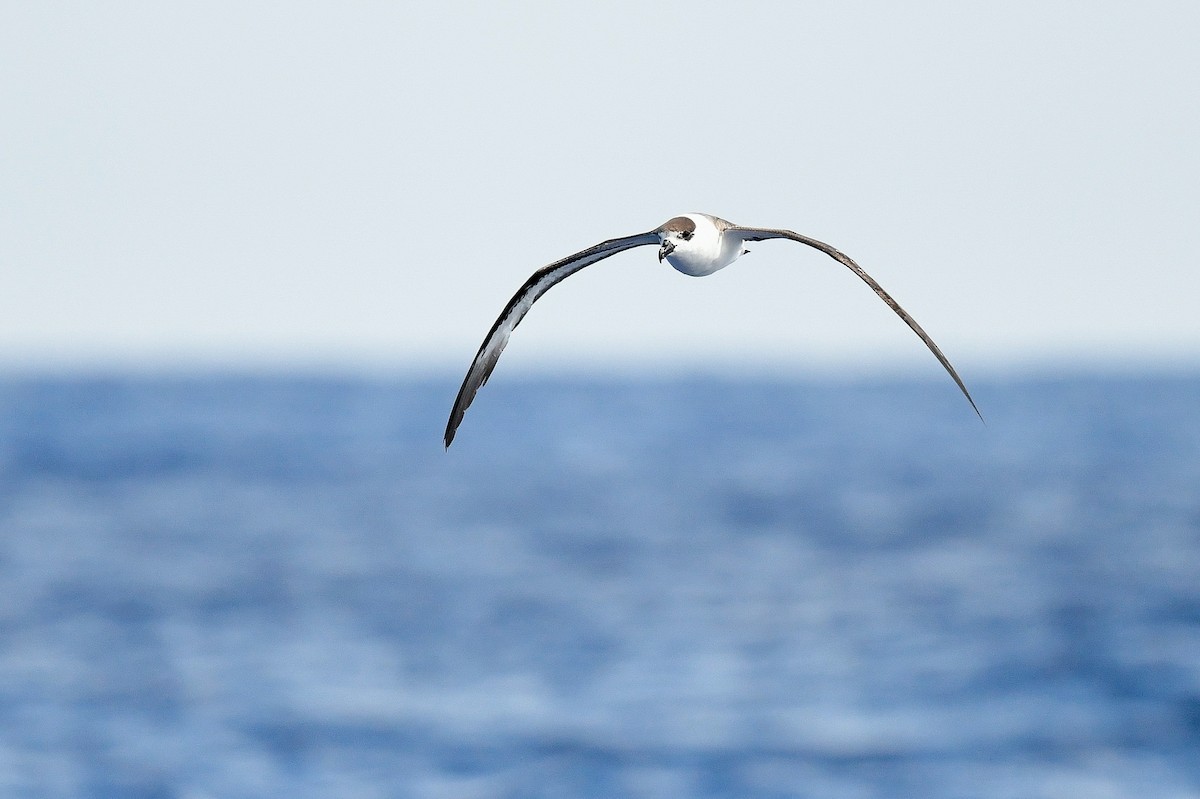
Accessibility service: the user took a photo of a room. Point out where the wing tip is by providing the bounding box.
[966,393,986,425]
[443,410,462,449]
[948,371,985,425]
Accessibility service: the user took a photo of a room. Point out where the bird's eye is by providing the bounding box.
[681,231,692,240]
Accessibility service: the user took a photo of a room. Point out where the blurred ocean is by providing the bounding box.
[0,372,1198,799]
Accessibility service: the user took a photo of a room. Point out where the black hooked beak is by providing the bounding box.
[658,240,675,263]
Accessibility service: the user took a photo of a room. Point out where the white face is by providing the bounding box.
[664,227,694,248]
[657,215,699,263]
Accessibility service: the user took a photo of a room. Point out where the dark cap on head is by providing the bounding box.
[658,216,696,235]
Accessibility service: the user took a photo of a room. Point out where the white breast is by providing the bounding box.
[663,213,747,277]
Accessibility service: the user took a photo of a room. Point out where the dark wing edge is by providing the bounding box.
[727,226,983,422]
[444,231,659,447]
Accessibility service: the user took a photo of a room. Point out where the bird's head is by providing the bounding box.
[655,216,697,263]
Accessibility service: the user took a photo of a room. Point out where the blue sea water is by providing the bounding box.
[0,372,1198,798]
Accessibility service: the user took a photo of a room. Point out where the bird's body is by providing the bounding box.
[658,213,748,276]
[444,213,980,447]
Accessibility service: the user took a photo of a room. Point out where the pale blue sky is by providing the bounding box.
[2,2,1198,376]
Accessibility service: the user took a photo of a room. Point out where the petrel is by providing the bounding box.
[444,213,980,447]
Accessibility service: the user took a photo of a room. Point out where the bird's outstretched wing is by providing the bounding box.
[445,231,660,447]
[725,225,983,421]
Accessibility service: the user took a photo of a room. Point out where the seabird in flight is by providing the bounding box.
[444,213,980,447]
